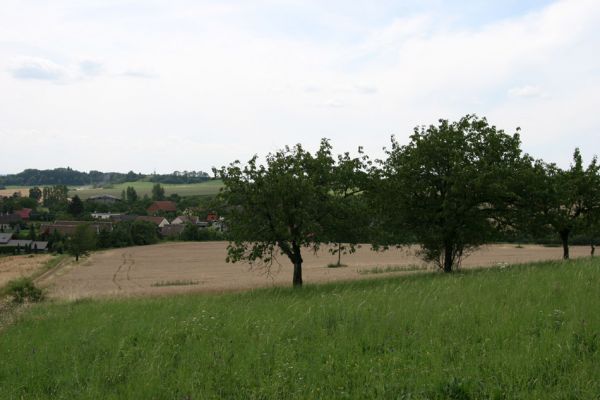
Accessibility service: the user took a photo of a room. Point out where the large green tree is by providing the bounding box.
[68,224,96,261]
[28,186,42,202]
[374,115,524,272]
[152,183,165,201]
[68,195,85,216]
[324,151,370,266]
[521,149,596,259]
[126,186,138,203]
[216,139,339,287]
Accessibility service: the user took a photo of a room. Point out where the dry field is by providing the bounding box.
[0,188,29,198]
[0,254,53,287]
[39,242,592,300]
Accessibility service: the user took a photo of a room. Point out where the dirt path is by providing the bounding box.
[41,242,593,300]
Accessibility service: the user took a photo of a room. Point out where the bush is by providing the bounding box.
[6,277,44,303]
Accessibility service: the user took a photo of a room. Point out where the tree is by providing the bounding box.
[29,186,42,202]
[152,183,165,201]
[374,115,524,272]
[68,195,85,216]
[215,139,338,287]
[324,151,370,266]
[521,150,593,259]
[28,224,36,241]
[43,185,69,209]
[68,224,96,261]
[580,154,600,256]
[130,221,159,245]
[126,186,138,203]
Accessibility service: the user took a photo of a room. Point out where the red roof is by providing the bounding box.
[206,212,218,222]
[15,208,32,220]
[147,201,177,213]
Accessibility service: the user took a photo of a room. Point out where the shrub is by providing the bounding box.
[6,277,44,303]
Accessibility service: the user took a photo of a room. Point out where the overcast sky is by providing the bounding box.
[1,0,599,174]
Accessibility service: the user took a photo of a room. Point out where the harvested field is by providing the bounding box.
[41,242,591,300]
[0,254,53,287]
[0,187,29,198]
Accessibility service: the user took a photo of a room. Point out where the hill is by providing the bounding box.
[1,258,599,398]
[0,168,211,186]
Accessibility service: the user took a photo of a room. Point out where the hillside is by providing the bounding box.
[1,258,599,399]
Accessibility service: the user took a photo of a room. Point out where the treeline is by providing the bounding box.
[149,171,211,184]
[216,115,600,287]
[0,168,211,186]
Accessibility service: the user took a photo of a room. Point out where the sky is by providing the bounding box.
[1,0,599,174]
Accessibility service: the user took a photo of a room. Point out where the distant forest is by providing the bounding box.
[0,168,211,186]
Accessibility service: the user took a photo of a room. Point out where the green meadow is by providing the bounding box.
[1,258,599,399]
[69,180,224,199]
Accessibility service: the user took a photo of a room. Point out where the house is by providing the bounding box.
[15,208,32,221]
[0,232,13,244]
[91,212,122,220]
[88,194,121,204]
[206,212,219,222]
[147,201,177,214]
[0,213,22,230]
[170,215,200,225]
[0,239,49,253]
[160,224,185,238]
[135,216,170,228]
[40,221,113,237]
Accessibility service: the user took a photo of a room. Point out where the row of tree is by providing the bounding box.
[215,115,600,286]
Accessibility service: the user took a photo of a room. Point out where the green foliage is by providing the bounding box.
[151,183,165,201]
[67,194,85,216]
[216,139,345,286]
[42,185,69,209]
[373,115,525,272]
[519,149,599,258]
[130,221,159,245]
[28,186,42,201]
[28,224,36,241]
[67,224,96,261]
[1,259,600,398]
[125,186,138,203]
[5,277,44,303]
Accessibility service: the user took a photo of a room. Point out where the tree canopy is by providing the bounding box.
[372,115,525,272]
[216,139,362,287]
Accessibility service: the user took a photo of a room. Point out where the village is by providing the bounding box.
[0,187,224,255]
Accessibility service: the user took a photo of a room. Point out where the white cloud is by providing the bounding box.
[9,57,67,81]
[0,0,599,173]
[508,85,545,98]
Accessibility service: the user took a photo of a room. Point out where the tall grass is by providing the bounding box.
[1,258,599,399]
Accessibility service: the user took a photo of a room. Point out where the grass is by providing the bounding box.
[68,180,224,199]
[1,258,600,399]
[357,264,427,274]
[0,254,67,297]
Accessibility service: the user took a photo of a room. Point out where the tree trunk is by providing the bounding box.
[293,261,303,287]
[560,230,570,260]
[292,241,303,287]
[443,244,453,273]
[337,242,342,266]
[591,240,596,257]
[75,252,79,262]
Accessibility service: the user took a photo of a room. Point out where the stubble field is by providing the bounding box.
[39,241,591,299]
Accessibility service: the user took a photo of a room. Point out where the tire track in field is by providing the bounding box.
[112,254,126,290]
[125,253,143,288]
[112,253,143,290]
